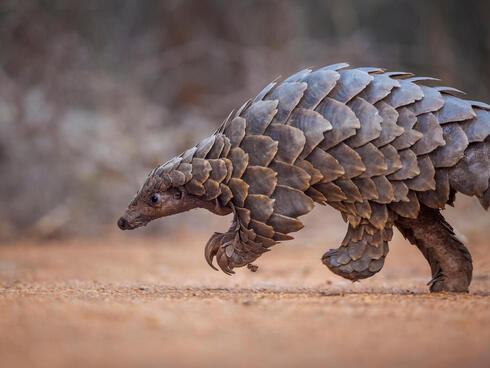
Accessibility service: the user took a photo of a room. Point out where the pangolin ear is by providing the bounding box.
[178,186,195,201]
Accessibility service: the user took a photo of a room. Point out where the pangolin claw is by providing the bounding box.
[204,231,237,274]
[205,249,219,271]
[427,270,445,287]
[204,232,221,271]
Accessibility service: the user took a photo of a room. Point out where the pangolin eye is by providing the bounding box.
[150,194,160,204]
[173,191,182,200]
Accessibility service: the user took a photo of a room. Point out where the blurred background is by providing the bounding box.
[1,2,490,368]
[0,0,489,240]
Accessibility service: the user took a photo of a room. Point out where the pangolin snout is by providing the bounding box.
[117,217,129,230]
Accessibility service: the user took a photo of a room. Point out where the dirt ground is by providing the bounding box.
[1,203,490,368]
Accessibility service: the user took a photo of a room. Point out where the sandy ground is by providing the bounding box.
[1,202,490,368]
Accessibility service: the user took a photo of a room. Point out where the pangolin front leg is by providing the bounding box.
[204,217,270,274]
[322,220,393,281]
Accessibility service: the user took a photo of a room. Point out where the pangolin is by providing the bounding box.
[118,63,490,292]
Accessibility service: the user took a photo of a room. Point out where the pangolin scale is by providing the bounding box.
[118,63,490,292]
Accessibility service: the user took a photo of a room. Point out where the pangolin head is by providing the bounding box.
[117,156,231,230]
[117,168,190,230]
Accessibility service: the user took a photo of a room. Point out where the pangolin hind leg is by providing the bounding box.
[322,221,393,281]
[395,204,472,292]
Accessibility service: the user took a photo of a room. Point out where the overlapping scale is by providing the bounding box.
[265,124,306,163]
[372,101,404,147]
[358,73,400,104]
[460,109,490,143]
[430,123,469,168]
[316,97,360,149]
[383,79,424,108]
[224,117,246,147]
[242,100,278,135]
[434,95,476,124]
[288,108,332,159]
[411,113,445,155]
[298,69,339,109]
[266,82,307,124]
[329,69,373,103]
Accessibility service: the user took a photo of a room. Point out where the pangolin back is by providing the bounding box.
[150,63,490,279]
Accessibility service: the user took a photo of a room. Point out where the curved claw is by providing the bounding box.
[204,232,237,274]
[204,233,220,271]
[205,248,219,271]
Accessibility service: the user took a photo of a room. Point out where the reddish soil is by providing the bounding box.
[1,202,489,367]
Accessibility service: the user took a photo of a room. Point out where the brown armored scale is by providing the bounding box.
[118,63,489,293]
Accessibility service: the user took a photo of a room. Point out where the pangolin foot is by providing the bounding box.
[321,241,388,282]
[204,232,250,275]
[428,269,470,293]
